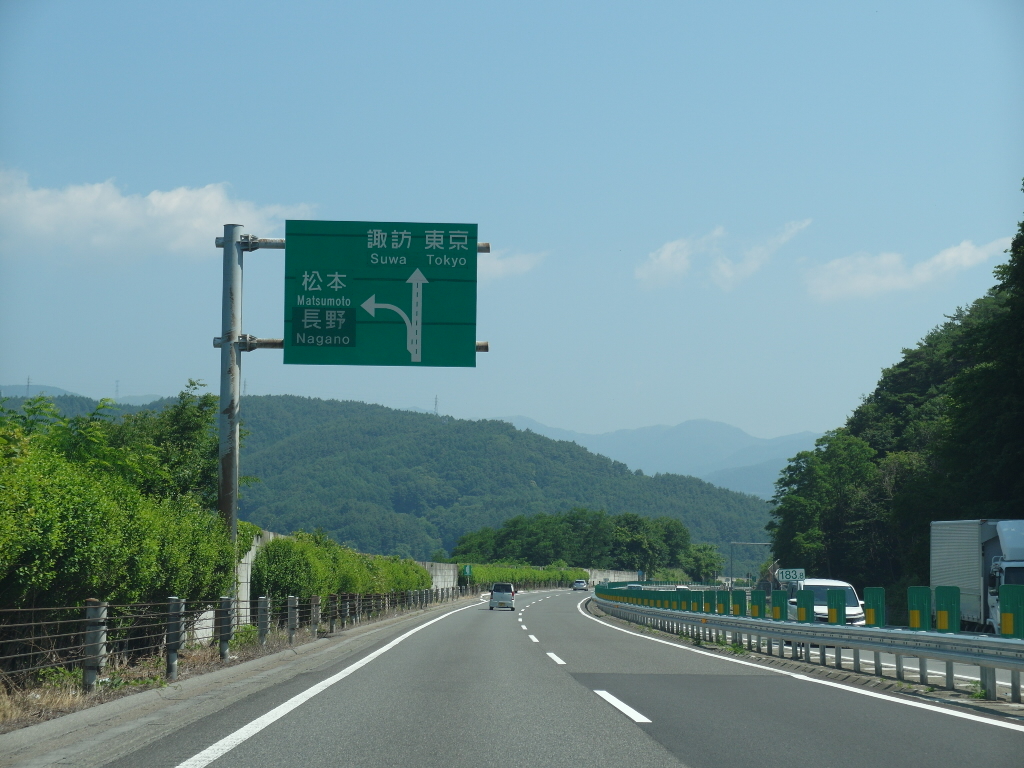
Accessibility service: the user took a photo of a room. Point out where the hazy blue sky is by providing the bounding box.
[1,1,1021,438]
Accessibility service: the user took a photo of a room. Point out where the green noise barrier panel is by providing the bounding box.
[863,587,886,627]
[676,588,690,611]
[771,590,788,621]
[827,589,846,625]
[731,589,747,617]
[1000,584,1024,639]
[934,586,960,633]
[750,590,766,619]
[691,591,703,612]
[716,591,729,615]
[907,586,932,631]
[796,589,815,623]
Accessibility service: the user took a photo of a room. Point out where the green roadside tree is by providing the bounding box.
[768,430,877,580]
[943,203,1024,519]
[689,543,725,582]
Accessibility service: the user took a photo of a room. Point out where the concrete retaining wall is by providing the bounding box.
[415,561,459,589]
[586,568,640,585]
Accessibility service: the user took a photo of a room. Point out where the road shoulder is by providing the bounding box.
[0,597,481,768]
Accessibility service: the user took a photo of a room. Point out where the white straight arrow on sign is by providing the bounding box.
[406,269,427,362]
[360,269,429,362]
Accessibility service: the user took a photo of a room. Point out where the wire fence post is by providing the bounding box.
[287,596,297,644]
[217,596,234,661]
[257,596,269,646]
[82,598,107,693]
[329,594,338,633]
[166,596,183,681]
[310,595,320,640]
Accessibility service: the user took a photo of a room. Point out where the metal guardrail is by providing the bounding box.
[593,593,1024,702]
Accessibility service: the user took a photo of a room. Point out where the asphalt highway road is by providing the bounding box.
[102,590,1023,768]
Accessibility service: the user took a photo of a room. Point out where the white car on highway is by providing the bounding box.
[786,578,866,625]
[572,579,589,591]
[489,583,515,610]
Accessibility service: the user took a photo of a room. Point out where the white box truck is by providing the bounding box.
[930,519,1024,633]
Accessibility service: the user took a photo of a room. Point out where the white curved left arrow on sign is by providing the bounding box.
[360,269,429,362]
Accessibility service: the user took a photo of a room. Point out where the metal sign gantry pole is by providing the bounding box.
[214,226,284,546]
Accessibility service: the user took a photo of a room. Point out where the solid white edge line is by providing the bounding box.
[594,689,652,723]
[529,635,539,643]
[546,652,566,665]
[574,598,1024,734]
[174,600,483,768]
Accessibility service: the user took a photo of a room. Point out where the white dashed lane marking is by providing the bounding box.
[529,635,539,643]
[546,652,566,665]
[594,690,651,723]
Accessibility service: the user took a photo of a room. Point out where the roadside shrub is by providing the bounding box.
[0,446,233,606]
[251,531,430,605]
[465,563,589,588]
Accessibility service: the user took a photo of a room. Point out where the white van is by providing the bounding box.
[489,583,515,610]
[786,578,866,625]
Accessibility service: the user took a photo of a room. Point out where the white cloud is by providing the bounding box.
[710,219,811,290]
[806,237,1011,300]
[635,221,809,289]
[478,249,544,281]
[0,170,312,261]
[634,226,725,286]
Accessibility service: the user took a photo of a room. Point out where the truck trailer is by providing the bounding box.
[930,519,1024,632]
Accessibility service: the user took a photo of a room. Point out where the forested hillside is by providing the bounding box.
[235,396,770,564]
[770,206,1024,593]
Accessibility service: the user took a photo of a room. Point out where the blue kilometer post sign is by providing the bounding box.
[283,220,478,367]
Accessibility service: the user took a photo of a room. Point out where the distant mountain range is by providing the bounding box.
[4,384,813,500]
[0,384,164,407]
[0,383,82,399]
[505,417,820,499]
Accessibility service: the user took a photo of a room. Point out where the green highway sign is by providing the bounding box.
[283,220,478,367]
[777,568,805,582]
